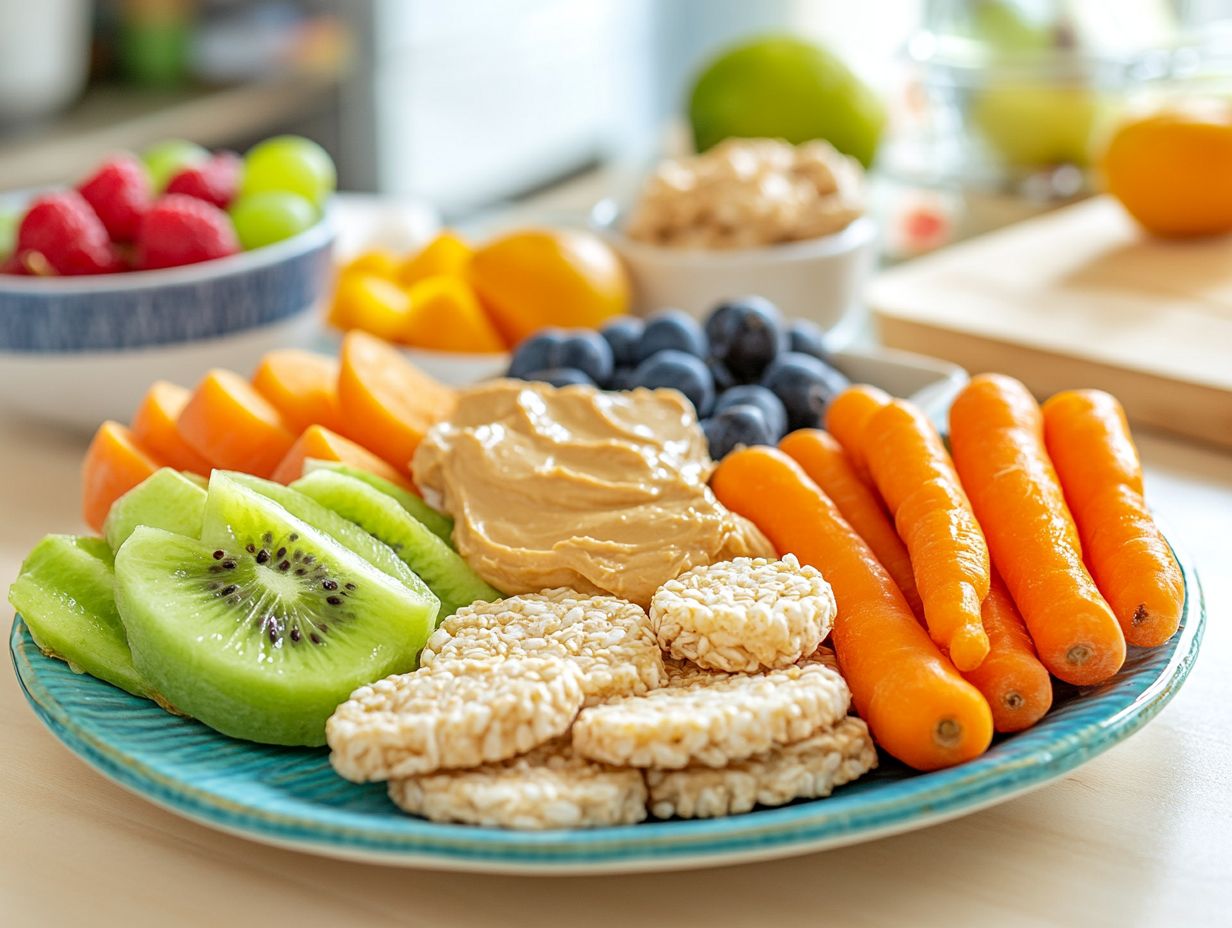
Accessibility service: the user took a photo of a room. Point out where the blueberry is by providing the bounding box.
[788,319,831,361]
[714,384,788,440]
[522,367,596,389]
[707,357,736,393]
[701,404,775,460]
[605,366,638,391]
[760,352,851,431]
[704,296,788,382]
[635,309,708,363]
[633,349,715,416]
[600,316,644,367]
[509,329,612,384]
[556,330,613,384]
[508,329,567,379]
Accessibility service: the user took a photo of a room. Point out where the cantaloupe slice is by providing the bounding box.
[82,422,164,532]
[130,381,214,476]
[251,349,342,433]
[402,275,506,353]
[336,331,455,469]
[270,424,416,490]
[177,369,296,478]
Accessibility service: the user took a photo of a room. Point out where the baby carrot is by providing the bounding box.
[1042,389,1184,647]
[824,385,891,482]
[960,571,1053,733]
[949,375,1126,685]
[712,446,993,771]
[862,399,991,671]
[779,429,924,618]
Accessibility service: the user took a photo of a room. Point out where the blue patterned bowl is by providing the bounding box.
[0,204,334,430]
[8,545,1204,874]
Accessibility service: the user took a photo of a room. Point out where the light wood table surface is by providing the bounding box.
[0,413,1227,927]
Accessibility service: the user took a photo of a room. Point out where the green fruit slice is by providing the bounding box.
[291,469,500,617]
[8,535,153,699]
[303,458,454,543]
[115,476,439,746]
[220,471,436,605]
[104,468,207,552]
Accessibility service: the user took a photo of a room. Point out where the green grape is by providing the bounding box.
[142,140,209,192]
[241,135,336,208]
[229,191,317,250]
[0,209,19,259]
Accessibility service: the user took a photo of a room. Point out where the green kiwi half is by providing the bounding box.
[291,469,500,616]
[114,474,440,746]
[104,468,207,552]
[220,471,436,606]
[302,459,454,542]
[8,534,153,699]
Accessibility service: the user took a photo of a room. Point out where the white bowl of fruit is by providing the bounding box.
[0,136,338,430]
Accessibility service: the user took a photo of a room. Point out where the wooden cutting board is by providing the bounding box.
[868,196,1232,448]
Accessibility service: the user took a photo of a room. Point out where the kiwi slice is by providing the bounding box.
[291,469,500,616]
[221,471,435,605]
[104,468,207,552]
[115,476,439,746]
[303,459,454,543]
[8,534,153,699]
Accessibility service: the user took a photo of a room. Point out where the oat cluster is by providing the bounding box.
[571,660,850,769]
[625,138,864,250]
[388,739,648,829]
[646,717,876,819]
[327,560,877,830]
[421,589,665,704]
[327,657,584,782]
[651,555,835,672]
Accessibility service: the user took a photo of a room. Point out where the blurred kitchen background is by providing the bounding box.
[3,0,1232,257]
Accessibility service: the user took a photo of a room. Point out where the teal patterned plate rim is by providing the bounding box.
[9,546,1204,874]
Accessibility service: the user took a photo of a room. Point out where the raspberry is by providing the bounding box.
[16,191,123,276]
[137,194,240,270]
[77,156,151,242]
[165,152,241,209]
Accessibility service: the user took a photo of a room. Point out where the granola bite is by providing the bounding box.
[327,658,585,782]
[420,589,665,704]
[571,661,850,769]
[646,717,877,819]
[388,739,648,830]
[650,555,835,672]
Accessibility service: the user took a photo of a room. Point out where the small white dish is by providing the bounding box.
[591,199,877,332]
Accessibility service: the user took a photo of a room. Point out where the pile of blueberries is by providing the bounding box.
[506,297,851,460]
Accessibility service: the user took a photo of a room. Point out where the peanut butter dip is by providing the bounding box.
[412,379,775,606]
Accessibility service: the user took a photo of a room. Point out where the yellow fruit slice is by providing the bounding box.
[401,276,507,354]
[329,272,413,341]
[341,249,400,279]
[397,231,473,287]
[467,228,630,346]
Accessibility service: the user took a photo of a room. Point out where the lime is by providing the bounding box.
[688,35,886,167]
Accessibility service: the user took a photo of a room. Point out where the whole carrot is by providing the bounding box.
[712,446,993,771]
[824,385,891,482]
[862,400,991,671]
[1042,389,1184,647]
[779,429,925,618]
[949,375,1126,685]
[960,571,1053,732]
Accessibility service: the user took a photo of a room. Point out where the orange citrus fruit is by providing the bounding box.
[1101,102,1232,237]
[467,229,630,345]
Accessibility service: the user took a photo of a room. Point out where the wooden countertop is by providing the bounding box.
[1,412,1228,927]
